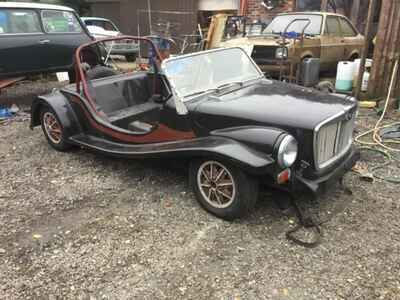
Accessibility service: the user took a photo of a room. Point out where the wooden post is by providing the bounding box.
[355,0,376,100]
[368,0,400,98]
[350,0,360,26]
[321,0,329,11]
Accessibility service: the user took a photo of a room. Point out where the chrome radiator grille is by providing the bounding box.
[315,117,355,168]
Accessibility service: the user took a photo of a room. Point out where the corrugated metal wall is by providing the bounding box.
[90,0,198,36]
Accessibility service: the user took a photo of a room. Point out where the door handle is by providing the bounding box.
[38,39,50,44]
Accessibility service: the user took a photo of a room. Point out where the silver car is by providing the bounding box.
[81,17,139,61]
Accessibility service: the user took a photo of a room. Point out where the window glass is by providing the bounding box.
[99,21,117,31]
[42,10,82,33]
[0,9,42,34]
[86,20,118,31]
[164,48,262,99]
[340,18,357,37]
[325,16,341,36]
[263,14,323,36]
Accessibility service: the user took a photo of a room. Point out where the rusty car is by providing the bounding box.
[220,12,364,77]
[30,36,359,220]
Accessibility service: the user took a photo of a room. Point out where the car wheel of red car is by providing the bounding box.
[40,106,72,151]
[190,159,258,220]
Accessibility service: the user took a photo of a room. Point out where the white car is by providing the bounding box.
[81,17,139,61]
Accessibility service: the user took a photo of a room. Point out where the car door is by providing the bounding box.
[0,8,46,78]
[40,9,92,72]
[339,17,362,60]
[320,16,345,70]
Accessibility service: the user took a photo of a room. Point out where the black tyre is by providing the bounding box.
[40,106,72,151]
[190,159,258,220]
[125,53,137,62]
[86,65,118,80]
[349,54,359,62]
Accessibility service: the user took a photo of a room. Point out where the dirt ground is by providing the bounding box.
[1,85,400,299]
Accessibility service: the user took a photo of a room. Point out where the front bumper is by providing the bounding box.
[293,147,360,195]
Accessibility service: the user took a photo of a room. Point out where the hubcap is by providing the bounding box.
[197,161,236,209]
[43,112,62,144]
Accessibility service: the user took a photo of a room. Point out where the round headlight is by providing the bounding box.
[277,135,298,168]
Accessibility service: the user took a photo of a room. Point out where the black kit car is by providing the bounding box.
[30,36,359,220]
[0,2,92,80]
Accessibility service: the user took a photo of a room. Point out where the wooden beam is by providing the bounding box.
[368,0,400,98]
[321,0,329,11]
[355,0,376,100]
[350,0,360,25]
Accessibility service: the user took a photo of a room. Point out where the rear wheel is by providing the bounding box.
[40,106,72,151]
[190,159,258,220]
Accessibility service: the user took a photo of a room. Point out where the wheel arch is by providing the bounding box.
[300,52,314,61]
[348,51,360,61]
[210,126,287,155]
[201,126,289,175]
[30,92,82,138]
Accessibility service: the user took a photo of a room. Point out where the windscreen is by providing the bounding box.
[85,19,118,32]
[163,48,262,99]
[263,14,323,36]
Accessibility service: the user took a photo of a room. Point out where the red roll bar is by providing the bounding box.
[74,36,162,111]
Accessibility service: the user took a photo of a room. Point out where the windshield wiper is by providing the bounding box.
[185,80,256,98]
[216,81,244,92]
[185,88,219,98]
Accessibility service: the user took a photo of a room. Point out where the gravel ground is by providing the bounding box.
[0,98,400,299]
[0,77,65,106]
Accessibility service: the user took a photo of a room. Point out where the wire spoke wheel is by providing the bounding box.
[197,161,236,209]
[43,112,62,144]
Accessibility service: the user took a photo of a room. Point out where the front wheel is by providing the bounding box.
[40,106,72,151]
[190,159,258,220]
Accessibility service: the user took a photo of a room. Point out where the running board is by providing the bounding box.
[68,134,273,173]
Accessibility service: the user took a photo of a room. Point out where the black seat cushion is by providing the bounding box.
[92,82,129,115]
[91,72,152,116]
